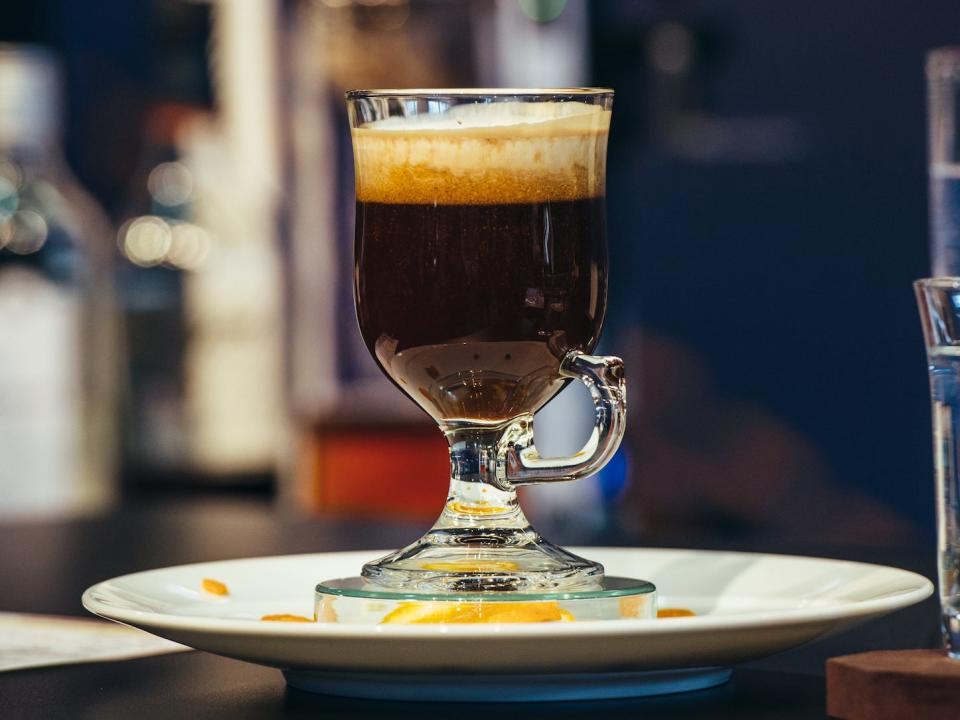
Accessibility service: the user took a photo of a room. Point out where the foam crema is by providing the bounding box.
[352,101,610,205]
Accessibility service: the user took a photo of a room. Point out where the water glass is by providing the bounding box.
[915,278,960,657]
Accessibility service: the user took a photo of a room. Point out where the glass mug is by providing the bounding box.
[348,89,623,592]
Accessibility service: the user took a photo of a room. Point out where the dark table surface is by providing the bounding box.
[0,496,942,719]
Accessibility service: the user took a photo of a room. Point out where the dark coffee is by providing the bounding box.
[355,198,607,423]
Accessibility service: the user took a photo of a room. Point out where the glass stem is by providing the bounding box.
[432,423,532,533]
[359,417,603,590]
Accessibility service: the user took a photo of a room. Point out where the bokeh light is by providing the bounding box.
[147,162,194,208]
[120,215,173,267]
[1,210,48,254]
[119,215,212,270]
[167,222,211,269]
[0,175,19,222]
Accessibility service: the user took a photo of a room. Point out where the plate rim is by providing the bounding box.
[81,547,933,639]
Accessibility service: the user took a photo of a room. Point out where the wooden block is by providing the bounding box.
[827,649,960,720]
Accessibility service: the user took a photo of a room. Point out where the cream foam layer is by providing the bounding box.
[352,102,610,205]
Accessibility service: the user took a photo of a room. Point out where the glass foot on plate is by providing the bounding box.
[314,576,657,624]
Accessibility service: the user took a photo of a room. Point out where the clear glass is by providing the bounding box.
[347,88,624,592]
[916,278,960,658]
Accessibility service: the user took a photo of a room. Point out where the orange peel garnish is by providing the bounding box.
[260,613,314,623]
[446,501,509,516]
[420,560,520,573]
[201,578,228,596]
[380,601,574,624]
[657,607,696,618]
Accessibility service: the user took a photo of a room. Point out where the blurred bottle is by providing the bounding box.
[117,1,283,486]
[929,49,960,276]
[115,104,201,478]
[115,2,208,482]
[0,45,117,517]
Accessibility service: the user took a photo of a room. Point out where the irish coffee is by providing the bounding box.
[352,101,611,424]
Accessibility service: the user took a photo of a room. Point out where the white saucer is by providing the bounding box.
[82,548,932,702]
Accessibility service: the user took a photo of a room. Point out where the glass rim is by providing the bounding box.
[345,87,614,100]
[915,277,960,289]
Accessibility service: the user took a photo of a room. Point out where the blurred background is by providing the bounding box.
[1,0,956,551]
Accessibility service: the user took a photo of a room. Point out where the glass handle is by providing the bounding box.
[502,351,626,485]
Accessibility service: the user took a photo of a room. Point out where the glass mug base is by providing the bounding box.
[315,575,658,624]
[360,530,605,593]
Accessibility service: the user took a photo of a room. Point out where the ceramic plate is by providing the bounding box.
[82,548,932,702]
